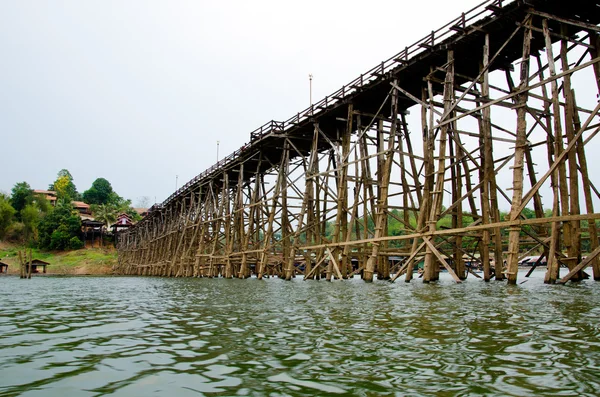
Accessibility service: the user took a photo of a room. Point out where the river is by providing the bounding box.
[1,271,600,396]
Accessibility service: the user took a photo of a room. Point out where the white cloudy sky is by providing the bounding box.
[0,0,491,205]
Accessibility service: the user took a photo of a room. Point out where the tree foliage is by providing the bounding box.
[21,204,41,242]
[92,203,118,227]
[0,194,16,239]
[83,177,141,223]
[10,181,33,217]
[49,169,79,200]
[38,201,82,250]
[83,178,114,205]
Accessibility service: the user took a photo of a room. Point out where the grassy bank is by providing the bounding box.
[0,242,117,275]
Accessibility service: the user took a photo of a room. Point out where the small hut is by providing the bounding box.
[30,259,50,273]
[82,219,106,248]
[0,261,8,273]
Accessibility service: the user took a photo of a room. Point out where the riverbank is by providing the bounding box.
[0,242,116,275]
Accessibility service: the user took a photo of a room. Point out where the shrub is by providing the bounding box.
[69,237,84,250]
[49,225,71,250]
[0,196,16,239]
[5,222,25,243]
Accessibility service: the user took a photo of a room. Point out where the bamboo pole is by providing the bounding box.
[28,249,32,279]
[506,18,532,285]
[18,250,24,279]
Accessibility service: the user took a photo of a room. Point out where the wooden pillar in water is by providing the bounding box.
[331,104,352,280]
[506,18,532,285]
[364,80,399,282]
[257,142,287,280]
[424,51,455,283]
[281,141,291,279]
[404,87,433,282]
[577,30,600,280]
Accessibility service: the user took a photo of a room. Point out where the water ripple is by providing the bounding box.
[1,271,600,396]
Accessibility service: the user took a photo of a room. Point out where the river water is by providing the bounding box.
[1,271,600,397]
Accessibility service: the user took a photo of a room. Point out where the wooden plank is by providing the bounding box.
[557,245,600,284]
[423,238,462,283]
[326,248,344,280]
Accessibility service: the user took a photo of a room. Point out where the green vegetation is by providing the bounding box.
[49,169,80,201]
[38,201,82,250]
[83,177,115,205]
[0,193,16,239]
[1,168,142,250]
[10,182,33,217]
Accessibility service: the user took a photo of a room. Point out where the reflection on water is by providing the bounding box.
[1,271,600,396]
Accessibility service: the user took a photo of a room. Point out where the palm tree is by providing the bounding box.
[92,204,118,228]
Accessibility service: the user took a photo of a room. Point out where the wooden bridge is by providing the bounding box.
[115,0,600,285]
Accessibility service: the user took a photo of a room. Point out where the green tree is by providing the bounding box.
[32,193,52,213]
[0,194,16,239]
[49,169,79,200]
[38,201,82,250]
[21,204,41,242]
[19,195,51,244]
[92,203,118,227]
[10,181,33,216]
[83,178,114,205]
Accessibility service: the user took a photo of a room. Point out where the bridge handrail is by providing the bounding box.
[160,0,509,208]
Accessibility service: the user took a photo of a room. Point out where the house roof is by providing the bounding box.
[72,201,90,209]
[0,261,9,267]
[82,219,104,227]
[111,212,135,228]
[33,190,58,202]
[31,259,50,265]
[33,189,57,196]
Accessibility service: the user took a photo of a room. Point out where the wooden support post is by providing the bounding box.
[257,142,287,280]
[424,51,454,283]
[405,87,433,282]
[364,80,399,282]
[478,34,493,282]
[18,251,24,279]
[28,249,32,279]
[340,105,352,278]
[561,27,583,281]
[280,142,291,279]
[506,18,532,285]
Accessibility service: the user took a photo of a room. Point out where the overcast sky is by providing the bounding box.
[0,0,493,205]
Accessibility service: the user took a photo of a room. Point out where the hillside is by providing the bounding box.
[0,242,117,275]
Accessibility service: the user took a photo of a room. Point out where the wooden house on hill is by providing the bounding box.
[0,261,8,274]
[82,219,106,248]
[72,201,91,215]
[33,190,91,216]
[111,213,134,234]
[33,190,57,206]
